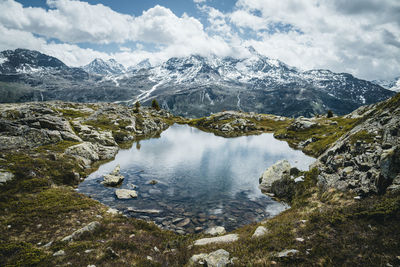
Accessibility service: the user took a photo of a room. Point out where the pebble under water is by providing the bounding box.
[77,124,315,233]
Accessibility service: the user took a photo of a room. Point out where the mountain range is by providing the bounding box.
[0,48,396,117]
[372,77,400,92]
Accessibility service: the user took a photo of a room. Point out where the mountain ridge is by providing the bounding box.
[0,48,396,118]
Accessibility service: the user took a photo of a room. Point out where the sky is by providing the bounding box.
[0,0,399,80]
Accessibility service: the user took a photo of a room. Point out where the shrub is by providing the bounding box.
[134,101,140,113]
[327,110,334,118]
[151,99,160,111]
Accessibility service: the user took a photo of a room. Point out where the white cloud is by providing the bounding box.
[229,0,400,80]
[0,0,399,80]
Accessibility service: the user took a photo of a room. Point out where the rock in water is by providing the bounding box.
[259,160,291,192]
[102,165,124,186]
[115,189,138,199]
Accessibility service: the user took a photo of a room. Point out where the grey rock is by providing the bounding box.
[115,189,138,199]
[102,165,124,186]
[62,221,100,242]
[204,226,226,236]
[277,249,299,258]
[189,249,231,267]
[194,234,239,246]
[53,250,66,257]
[0,171,14,185]
[252,226,269,238]
[259,160,291,192]
[65,142,99,162]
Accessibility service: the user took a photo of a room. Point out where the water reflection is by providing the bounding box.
[78,124,314,232]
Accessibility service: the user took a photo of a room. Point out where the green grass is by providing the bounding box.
[34,140,80,153]
[275,117,359,157]
[55,108,90,119]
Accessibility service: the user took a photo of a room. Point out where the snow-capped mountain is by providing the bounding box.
[0,48,67,74]
[128,59,151,71]
[124,48,393,116]
[0,48,395,117]
[372,77,400,92]
[83,58,126,75]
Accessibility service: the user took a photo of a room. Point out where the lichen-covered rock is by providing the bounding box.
[259,160,291,193]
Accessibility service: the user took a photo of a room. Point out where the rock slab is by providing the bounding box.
[194,234,239,246]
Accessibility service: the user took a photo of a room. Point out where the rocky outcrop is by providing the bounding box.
[314,94,400,195]
[288,117,318,130]
[259,160,291,193]
[0,102,172,184]
[190,110,288,137]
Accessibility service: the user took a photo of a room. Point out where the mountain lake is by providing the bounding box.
[77,124,315,233]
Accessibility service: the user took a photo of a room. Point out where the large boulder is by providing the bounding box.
[259,160,291,193]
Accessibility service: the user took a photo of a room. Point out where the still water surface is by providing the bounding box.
[78,124,314,232]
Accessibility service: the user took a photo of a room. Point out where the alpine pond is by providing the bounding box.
[78,124,315,233]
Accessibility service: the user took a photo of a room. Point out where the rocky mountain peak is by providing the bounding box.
[83,58,126,75]
[0,48,67,74]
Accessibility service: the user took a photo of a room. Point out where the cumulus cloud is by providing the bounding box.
[0,0,399,80]
[229,0,400,80]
